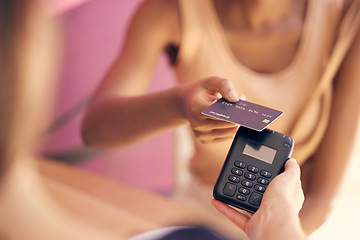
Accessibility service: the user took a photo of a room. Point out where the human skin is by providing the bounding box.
[211,158,307,240]
[81,0,360,234]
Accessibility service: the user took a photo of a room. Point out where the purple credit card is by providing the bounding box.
[201,98,283,131]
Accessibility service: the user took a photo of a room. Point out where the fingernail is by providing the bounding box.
[229,90,239,102]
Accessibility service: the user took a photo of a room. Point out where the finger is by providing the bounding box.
[194,127,238,142]
[211,199,249,231]
[199,136,235,144]
[193,118,239,130]
[203,77,239,102]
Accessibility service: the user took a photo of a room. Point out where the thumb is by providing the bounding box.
[283,158,301,179]
[204,77,240,102]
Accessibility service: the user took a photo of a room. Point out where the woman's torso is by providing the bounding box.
[166,0,344,184]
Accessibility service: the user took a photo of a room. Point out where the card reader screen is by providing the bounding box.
[243,139,277,164]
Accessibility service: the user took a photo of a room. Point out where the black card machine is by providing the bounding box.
[213,126,294,213]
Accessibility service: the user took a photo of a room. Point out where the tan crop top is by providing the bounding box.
[174,0,360,164]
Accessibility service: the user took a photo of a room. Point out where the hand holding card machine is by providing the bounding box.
[213,127,294,213]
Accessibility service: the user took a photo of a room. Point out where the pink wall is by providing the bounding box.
[51,0,89,14]
[44,0,176,193]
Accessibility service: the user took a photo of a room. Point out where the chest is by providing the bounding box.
[217,0,306,74]
[175,0,340,82]
[224,24,303,74]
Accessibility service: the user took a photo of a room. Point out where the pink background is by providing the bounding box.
[45,0,176,193]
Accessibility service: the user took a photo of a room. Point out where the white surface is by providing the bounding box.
[310,147,360,240]
[129,226,192,240]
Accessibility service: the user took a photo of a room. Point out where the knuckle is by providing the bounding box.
[220,78,230,89]
[193,129,203,138]
[191,122,205,131]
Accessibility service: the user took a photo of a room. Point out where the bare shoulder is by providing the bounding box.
[135,0,179,23]
[129,0,181,47]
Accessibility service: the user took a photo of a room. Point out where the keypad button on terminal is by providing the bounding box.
[228,175,240,183]
[241,180,253,188]
[234,161,246,169]
[260,170,272,178]
[231,168,243,176]
[257,177,269,185]
[254,184,266,193]
[244,172,256,180]
[223,183,237,197]
[249,192,263,206]
[238,187,250,195]
[236,195,247,201]
[247,165,259,173]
